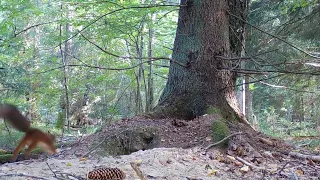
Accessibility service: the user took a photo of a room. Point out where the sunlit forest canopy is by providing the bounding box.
[0,0,179,124]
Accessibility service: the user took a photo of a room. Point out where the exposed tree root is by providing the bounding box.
[205,132,244,150]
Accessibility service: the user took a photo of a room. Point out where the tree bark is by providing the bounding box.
[152,0,248,123]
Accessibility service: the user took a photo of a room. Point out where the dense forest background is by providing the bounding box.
[1,0,319,144]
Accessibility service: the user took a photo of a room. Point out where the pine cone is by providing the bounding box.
[87,167,126,180]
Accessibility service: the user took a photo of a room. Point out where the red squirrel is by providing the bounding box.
[0,104,56,162]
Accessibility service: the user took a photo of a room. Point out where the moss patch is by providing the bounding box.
[205,106,220,115]
[211,120,230,147]
[0,149,9,155]
[0,154,12,163]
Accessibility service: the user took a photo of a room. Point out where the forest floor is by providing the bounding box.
[0,115,319,179]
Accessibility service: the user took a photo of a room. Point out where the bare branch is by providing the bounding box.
[15,20,60,36]
[79,33,187,67]
[54,4,184,48]
[228,12,320,59]
[33,57,180,75]
[215,49,279,61]
[222,68,320,76]
[79,33,121,58]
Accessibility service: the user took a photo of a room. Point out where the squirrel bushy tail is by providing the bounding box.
[0,104,56,162]
[0,104,31,132]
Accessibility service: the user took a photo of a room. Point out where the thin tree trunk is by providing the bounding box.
[59,4,71,132]
[135,61,143,114]
[146,12,155,112]
[135,21,146,114]
[24,4,42,121]
[64,12,72,130]
[24,20,33,120]
[244,75,252,120]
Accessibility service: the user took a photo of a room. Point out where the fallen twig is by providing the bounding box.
[46,161,57,178]
[298,141,312,147]
[55,172,86,180]
[205,132,244,150]
[288,151,320,162]
[130,162,147,180]
[258,137,274,146]
[276,161,291,176]
[0,173,50,180]
[236,156,267,171]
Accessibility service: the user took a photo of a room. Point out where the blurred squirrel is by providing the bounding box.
[0,104,56,162]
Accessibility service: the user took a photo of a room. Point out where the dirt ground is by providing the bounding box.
[0,115,319,179]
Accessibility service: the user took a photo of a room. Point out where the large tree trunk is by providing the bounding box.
[152,0,248,122]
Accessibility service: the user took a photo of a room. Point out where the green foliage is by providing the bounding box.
[0,130,23,150]
[0,149,9,155]
[249,83,256,91]
[205,106,220,115]
[257,107,319,142]
[211,120,230,147]
[246,1,320,152]
[0,0,178,132]
[55,112,65,130]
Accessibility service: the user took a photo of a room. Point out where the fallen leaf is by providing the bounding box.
[1,167,10,172]
[205,136,212,141]
[135,159,142,165]
[226,155,236,161]
[207,169,218,176]
[307,159,315,166]
[216,156,223,162]
[240,165,249,173]
[234,161,243,166]
[66,162,72,166]
[295,168,304,175]
[182,156,192,162]
[267,163,278,172]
